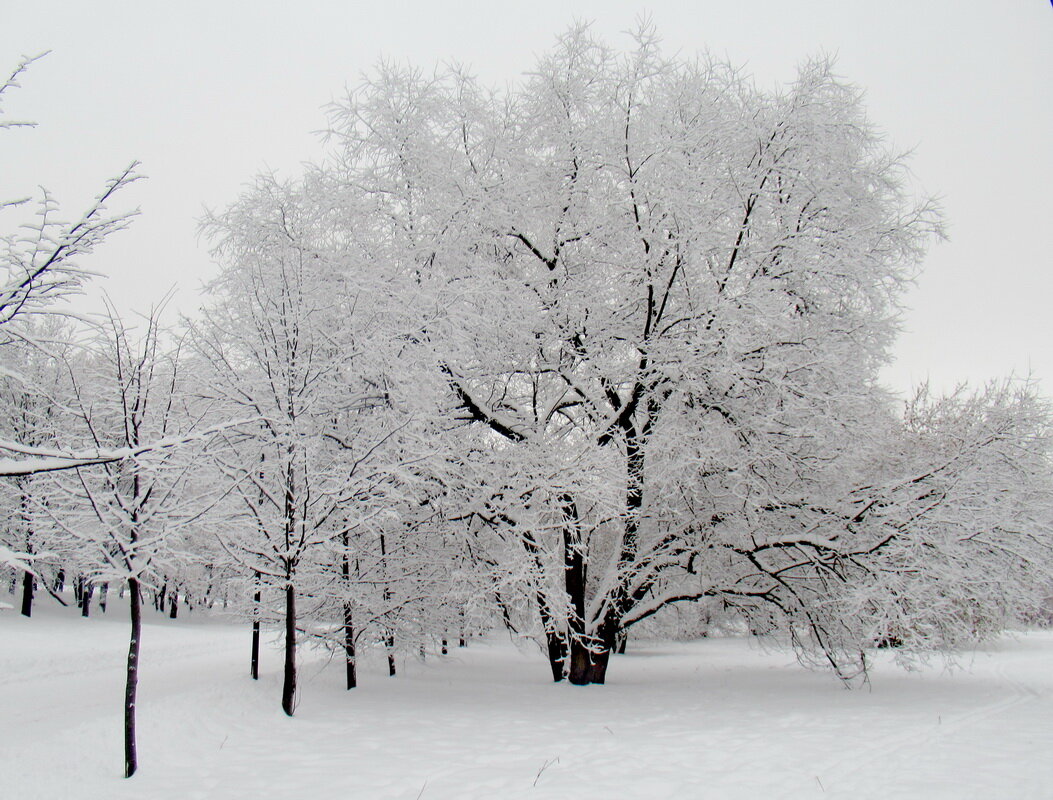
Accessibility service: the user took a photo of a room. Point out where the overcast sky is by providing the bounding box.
[2,1,1050,398]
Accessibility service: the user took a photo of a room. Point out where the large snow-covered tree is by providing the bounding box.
[320,26,1049,684]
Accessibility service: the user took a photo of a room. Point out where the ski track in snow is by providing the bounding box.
[2,602,1052,799]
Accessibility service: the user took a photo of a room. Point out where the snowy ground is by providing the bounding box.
[2,596,1052,799]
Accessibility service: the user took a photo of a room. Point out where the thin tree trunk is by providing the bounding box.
[19,491,34,618]
[124,577,141,778]
[250,578,261,681]
[341,531,356,689]
[81,581,94,618]
[386,636,396,677]
[99,582,109,613]
[379,533,396,677]
[344,604,357,689]
[20,570,33,617]
[281,584,296,716]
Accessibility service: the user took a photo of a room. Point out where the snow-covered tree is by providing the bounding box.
[322,25,957,683]
[194,173,420,712]
[47,305,219,777]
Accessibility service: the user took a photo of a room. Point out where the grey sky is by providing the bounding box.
[2,1,1050,397]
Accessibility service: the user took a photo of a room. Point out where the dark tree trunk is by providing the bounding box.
[587,648,612,684]
[168,590,178,619]
[340,532,356,689]
[562,494,590,685]
[250,578,261,680]
[20,570,33,617]
[571,422,646,687]
[379,533,396,677]
[281,584,296,716]
[545,632,567,682]
[99,582,109,613]
[19,489,33,618]
[124,578,141,778]
[343,605,357,689]
[81,582,94,618]
[520,527,567,682]
[568,638,593,685]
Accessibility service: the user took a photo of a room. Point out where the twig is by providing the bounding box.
[533,756,559,787]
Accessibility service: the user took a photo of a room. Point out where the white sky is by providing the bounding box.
[2,1,1050,398]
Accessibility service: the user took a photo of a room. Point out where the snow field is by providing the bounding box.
[2,599,1052,799]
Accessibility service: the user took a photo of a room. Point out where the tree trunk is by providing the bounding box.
[168,589,178,619]
[250,576,261,680]
[19,489,33,618]
[585,621,620,684]
[20,570,33,617]
[379,533,396,677]
[568,638,592,685]
[587,647,612,684]
[124,578,141,778]
[562,494,589,685]
[544,632,567,682]
[344,605,357,689]
[341,532,356,689]
[81,581,94,618]
[281,584,296,716]
[99,582,109,613]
